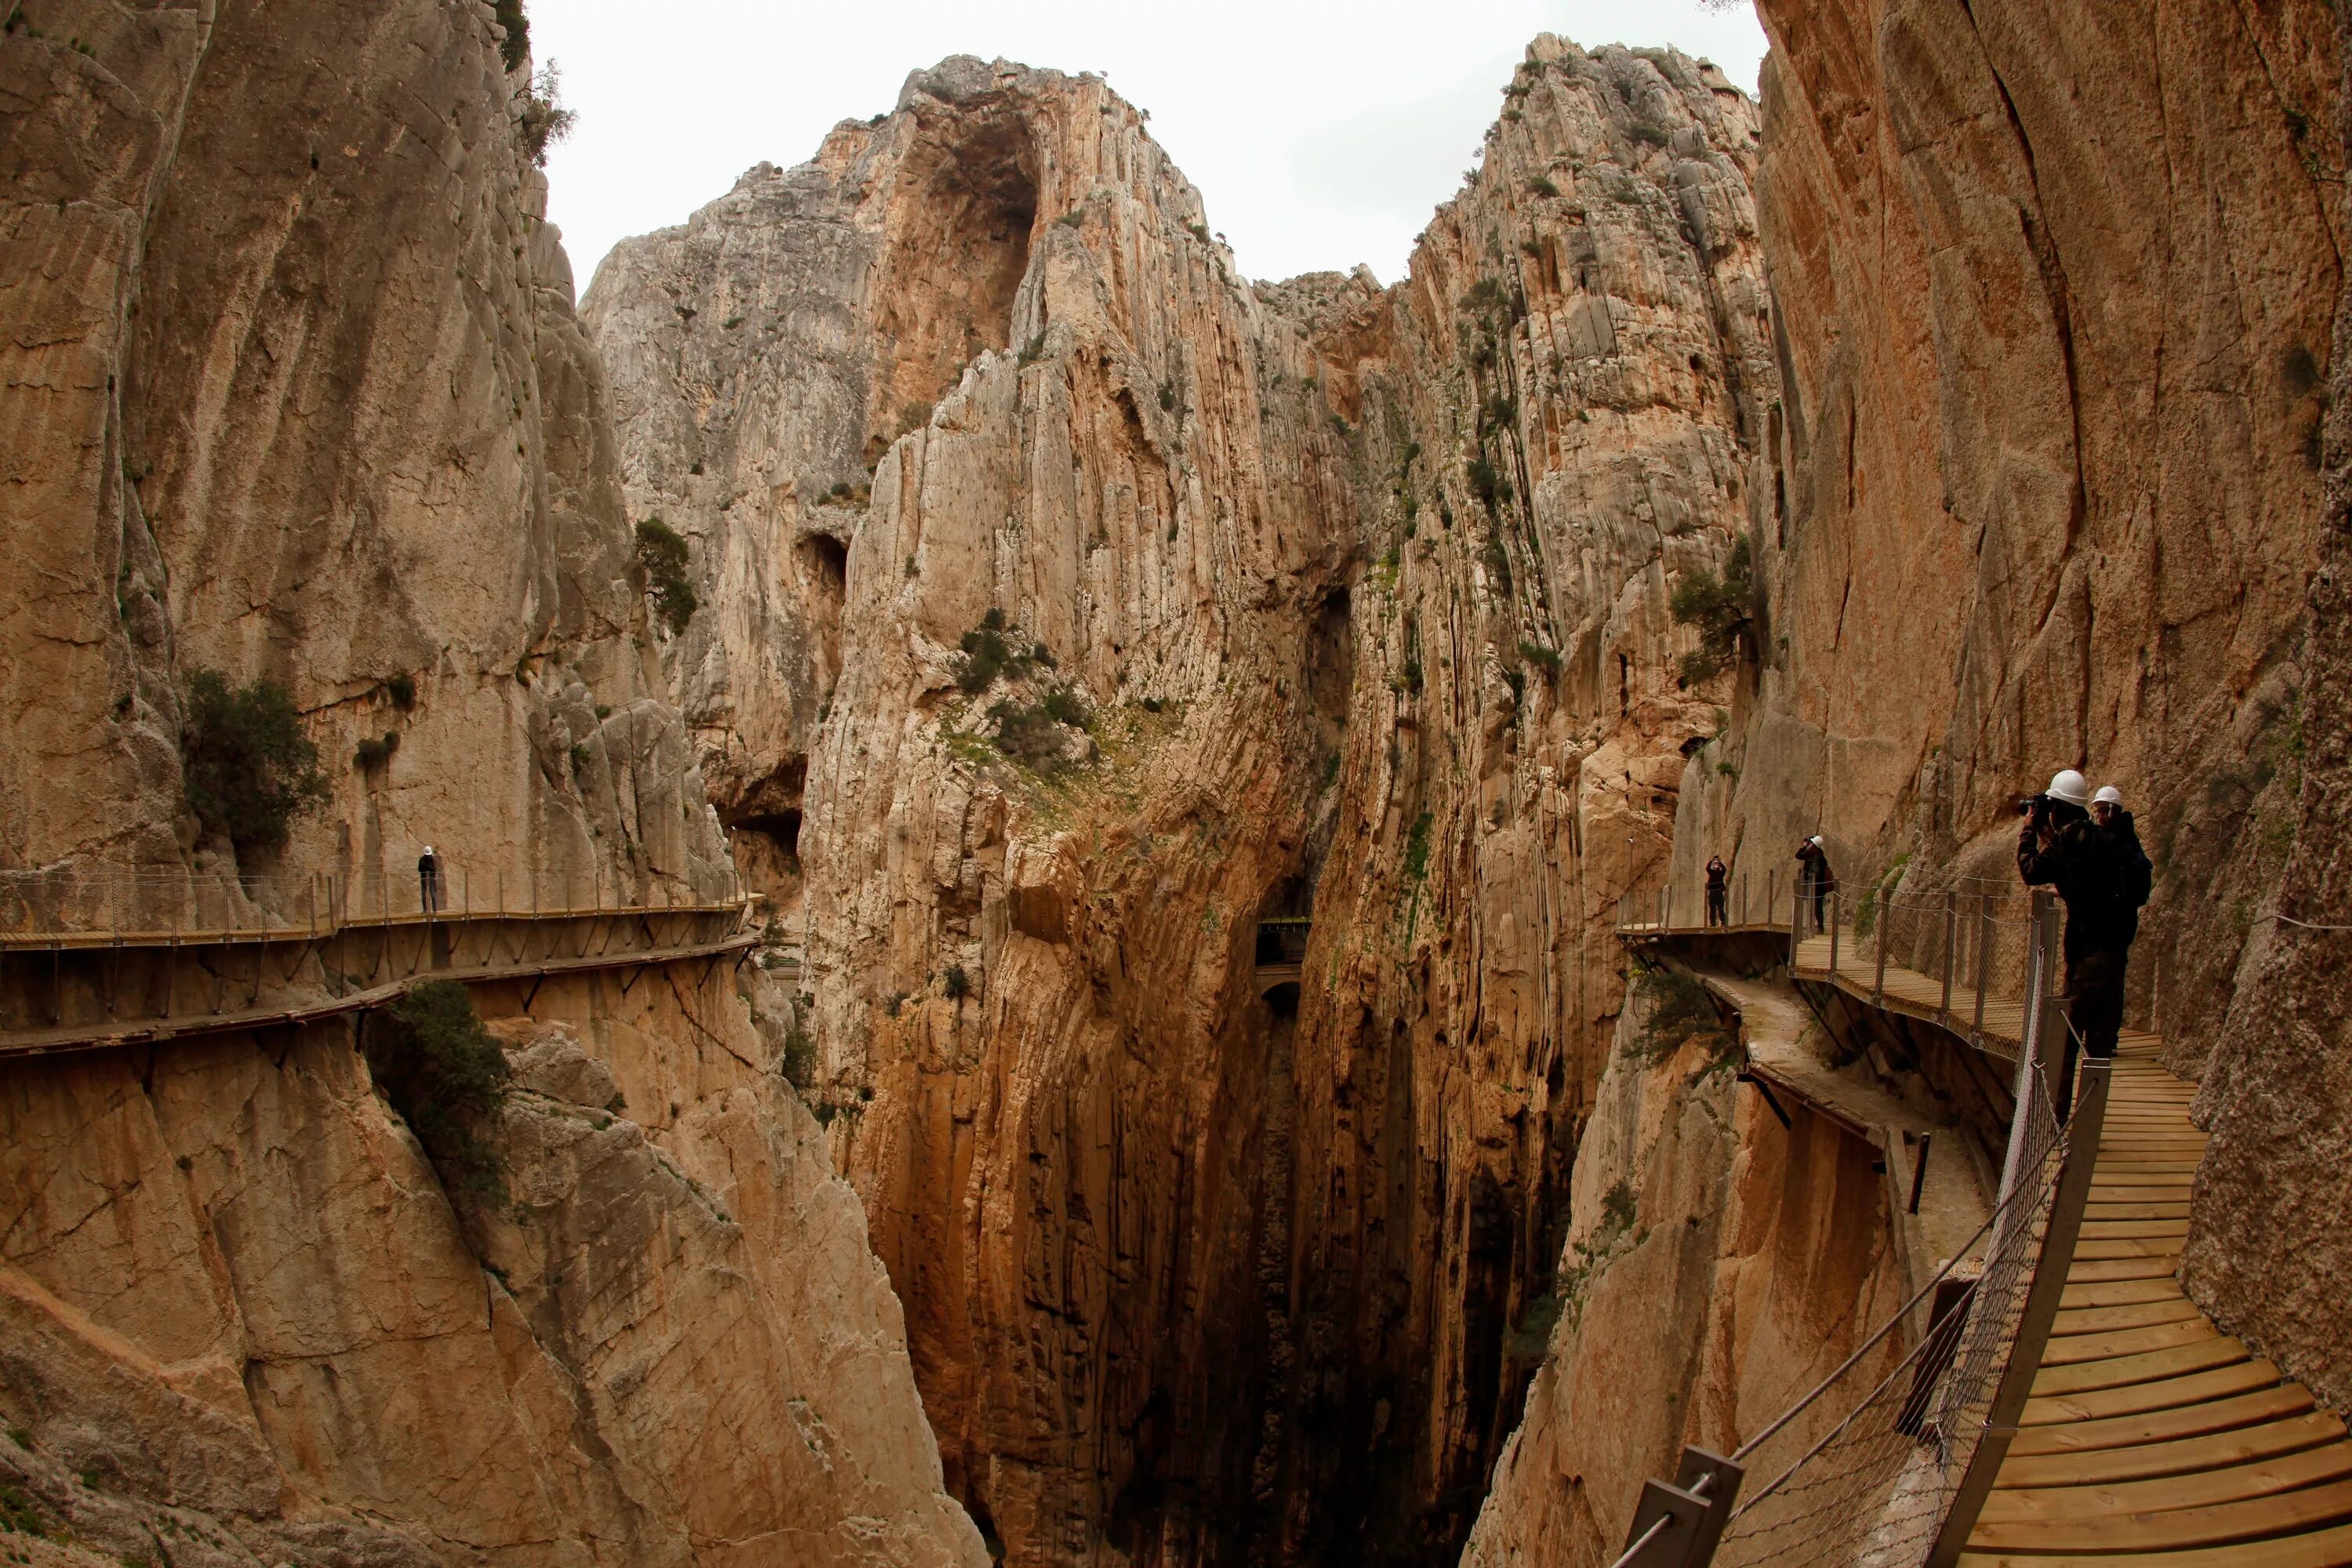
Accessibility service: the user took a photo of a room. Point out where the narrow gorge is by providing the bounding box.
[2,3,2347,1568]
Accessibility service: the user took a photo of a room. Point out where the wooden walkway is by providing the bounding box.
[1621,914,2352,1563]
[1958,1040,2352,1565]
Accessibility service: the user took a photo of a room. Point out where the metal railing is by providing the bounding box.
[0,862,743,942]
[1610,893,2111,1566]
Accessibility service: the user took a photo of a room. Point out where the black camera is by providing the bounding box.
[2016,792,2051,820]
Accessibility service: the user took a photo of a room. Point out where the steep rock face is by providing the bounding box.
[2187,3,2352,1414]
[0,0,729,901]
[1,5,975,1566]
[0,968,980,1568]
[1461,2,2347,1558]
[1711,0,2339,1062]
[593,42,1771,1567]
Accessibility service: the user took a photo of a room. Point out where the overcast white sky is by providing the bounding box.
[533,1,1768,296]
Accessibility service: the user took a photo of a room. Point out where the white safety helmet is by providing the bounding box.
[2092,786,2124,808]
[2045,770,2090,808]
[1809,834,1824,846]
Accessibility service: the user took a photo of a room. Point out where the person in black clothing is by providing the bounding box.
[1705,855,1730,927]
[2016,771,2149,1116]
[418,844,443,915]
[1795,836,1835,935]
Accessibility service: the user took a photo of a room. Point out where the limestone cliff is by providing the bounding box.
[592,42,1769,1567]
[1,0,730,902]
[0,5,978,1566]
[1461,0,2349,1558]
[2187,0,2352,1416]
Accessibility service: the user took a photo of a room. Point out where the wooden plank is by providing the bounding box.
[2049,1297,2204,1337]
[2032,1335,2250,1396]
[1965,1470,2352,1552]
[1957,1516,2352,1567]
[2068,1244,2183,1269]
[2085,1202,2194,1221]
[1996,1413,2349,1490]
[2009,1382,2319,1455]
[2060,1278,2191,1309]
[2023,1359,2286,1427]
[1979,1438,2352,1524]
[2080,1219,2192,1240]
[2079,1260,2183,1279]
[2038,1316,2220,1367]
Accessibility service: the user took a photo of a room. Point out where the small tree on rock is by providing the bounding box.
[634,517,697,636]
[1669,534,1757,684]
[180,670,330,858]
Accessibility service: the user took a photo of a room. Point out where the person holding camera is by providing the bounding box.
[1705,855,1730,927]
[2016,771,2147,1116]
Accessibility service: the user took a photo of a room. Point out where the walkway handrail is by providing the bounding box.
[0,863,748,944]
[1611,891,2103,1568]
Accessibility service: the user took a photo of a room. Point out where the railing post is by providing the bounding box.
[1828,891,1841,976]
[1940,891,1957,1023]
[1616,1447,1741,1568]
[1665,882,1675,932]
[1972,894,1991,1040]
[1873,888,1889,1004]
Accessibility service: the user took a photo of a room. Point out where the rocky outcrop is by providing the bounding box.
[1,5,975,1566]
[593,41,1771,1567]
[1460,1,2347,1558]
[1709,0,2340,1062]
[0,967,980,1568]
[2185,1,2352,1416]
[0,0,730,902]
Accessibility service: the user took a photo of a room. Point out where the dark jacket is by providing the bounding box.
[2017,806,2138,960]
[417,851,441,886]
[1795,841,1835,891]
[2097,811,2154,945]
[1705,858,1729,890]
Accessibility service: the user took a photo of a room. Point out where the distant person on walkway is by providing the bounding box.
[418,845,443,915]
[1795,836,1835,935]
[1705,855,1730,927]
[2016,771,2146,1116]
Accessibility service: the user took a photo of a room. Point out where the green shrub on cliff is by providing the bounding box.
[1628,964,1733,1066]
[366,982,512,1203]
[180,670,330,857]
[492,0,529,71]
[1669,534,1756,684]
[634,517,697,635]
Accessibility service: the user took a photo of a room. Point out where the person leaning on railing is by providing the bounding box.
[2016,770,2151,1116]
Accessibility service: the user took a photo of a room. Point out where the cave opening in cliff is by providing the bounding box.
[871,107,1039,463]
[797,532,849,698]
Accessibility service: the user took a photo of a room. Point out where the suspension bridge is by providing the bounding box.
[1606,875,2352,1567]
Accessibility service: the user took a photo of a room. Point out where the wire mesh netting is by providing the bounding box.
[1708,1055,2067,1568]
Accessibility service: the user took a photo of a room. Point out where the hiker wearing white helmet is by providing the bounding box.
[2018,770,2147,1117]
[1794,833,1836,936]
[418,844,444,916]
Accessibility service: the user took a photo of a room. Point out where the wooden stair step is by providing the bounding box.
[2009,1383,2319,1457]
[2049,1297,2204,1337]
[2040,1316,2221,1367]
[1996,1412,2349,1490]
[1965,1470,2352,1552]
[2033,1335,2251,1396]
[2067,1255,2183,1283]
[1957,1515,2352,1566]
[2060,1278,2190,1309]
[2022,1359,2286,1427]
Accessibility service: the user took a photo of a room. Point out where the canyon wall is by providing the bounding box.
[1,0,730,902]
[2187,0,2352,1416]
[1464,0,2349,1558]
[0,966,978,1568]
[592,41,1773,1567]
[1,5,975,1566]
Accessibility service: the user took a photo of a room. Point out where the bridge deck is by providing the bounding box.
[1624,916,2352,1563]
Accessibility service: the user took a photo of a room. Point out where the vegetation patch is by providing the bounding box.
[634,517,697,635]
[1628,964,1735,1067]
[180,670,330,857]
[1668,534,1756,684]
[365,982,513,1204]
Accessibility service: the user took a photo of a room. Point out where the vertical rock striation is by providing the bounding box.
[1,5,978,1566]
[593,40,1773,1566]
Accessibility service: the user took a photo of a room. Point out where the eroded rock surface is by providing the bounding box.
[593,41,1770,1566]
